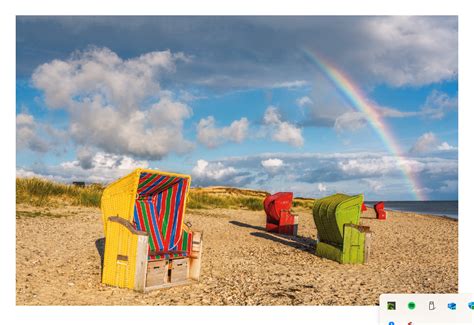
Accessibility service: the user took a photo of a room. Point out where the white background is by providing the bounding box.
[1,1,472,324]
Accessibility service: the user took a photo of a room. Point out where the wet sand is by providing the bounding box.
[16,204,458,305]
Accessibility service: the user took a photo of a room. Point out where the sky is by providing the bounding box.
[15,16,458,200]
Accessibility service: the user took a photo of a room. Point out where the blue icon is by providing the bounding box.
[469,302,474,310]
[388,322,395,325]
[448,302,457,310]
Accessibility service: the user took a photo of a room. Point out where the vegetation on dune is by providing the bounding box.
[16,178,103,207]
[16,177,314,211]
[187,192,263,211]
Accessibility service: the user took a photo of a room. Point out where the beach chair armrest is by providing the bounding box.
[344,223,371,233]
[106,216,148,236]
[102,216,149,291]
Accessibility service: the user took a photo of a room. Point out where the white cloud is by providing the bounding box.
[437,142,456,151]
[337,156,425,176]
[31,47,193,160]
[196,116,249,148]
[261,158,284,173]
[191,159,251,187]
[192,159,237,182]
[20,17,457,91]
[17,152,148,184]
[362,16,457,86]
[410,132,457,154]
[363,179,383,192]
[171,151,457,199]
[263,106,304,147]
[296,96,313,107]
[421,90,458,119]
[334,111,367,132]
[317,183,327,192]
[272,80,309,89]
[410,132,438,154]
[377,106,419,118]
[16,113,50,153]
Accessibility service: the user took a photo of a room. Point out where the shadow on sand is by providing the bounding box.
[229,220,316,254]
[95,237,105,275]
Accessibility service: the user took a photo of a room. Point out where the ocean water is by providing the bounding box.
[365,201,458,219]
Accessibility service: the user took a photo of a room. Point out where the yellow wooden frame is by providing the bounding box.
[100,168,192,235]
[100,168,201,292]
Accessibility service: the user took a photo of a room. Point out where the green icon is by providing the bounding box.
[408,301,416,310]
[387,301,396,310]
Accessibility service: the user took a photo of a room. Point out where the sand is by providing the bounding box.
[16,204,458,306]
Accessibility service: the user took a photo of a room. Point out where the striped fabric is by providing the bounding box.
[133,172,191,260]
[148,229,193,260]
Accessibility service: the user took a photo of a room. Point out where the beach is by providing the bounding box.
[16,204,458,306]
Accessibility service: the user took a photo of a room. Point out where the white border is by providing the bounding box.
[2,1,472,325]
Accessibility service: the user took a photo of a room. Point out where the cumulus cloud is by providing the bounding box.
[19,17,457,91]
[196,116,249,148]
[410,132,457,154]
[261,158,284,173]
[361,16,457,86]
[363,179,383,192]
[31,47,193,160]
[296,96,313,108]
[421,90,458,119]
[191,159,251,187]
[334,111,367,132]
[317,183,327,192]
[17,152,148,183]
[263,106,304,147]
[187,151,457,199]
[437,142,456,151]
[17,113,51,153]
[337,156,425,177]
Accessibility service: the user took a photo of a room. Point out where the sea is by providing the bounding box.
[365,201,458,219]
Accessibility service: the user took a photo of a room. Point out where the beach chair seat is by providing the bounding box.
[264,192,298,236]
[313,193,371,264]
[100,168,203,292]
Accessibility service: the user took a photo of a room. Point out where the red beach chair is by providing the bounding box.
[264,192,298,236]
[374,201,387,220]
[361,202,368,212]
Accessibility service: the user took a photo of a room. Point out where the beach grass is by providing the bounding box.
[187,192,264,211]
[16,178,103,207]
[16,177,314,211]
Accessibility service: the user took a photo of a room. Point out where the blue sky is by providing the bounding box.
[16,16,458,200]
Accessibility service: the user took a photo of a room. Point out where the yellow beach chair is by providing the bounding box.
[100,168,203,292]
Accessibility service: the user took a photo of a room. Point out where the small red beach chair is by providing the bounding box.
[361,202,368,212]
[374,201,387,220]
[264,192,298,236]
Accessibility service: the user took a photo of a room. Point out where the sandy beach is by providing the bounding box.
[16,204,458,306]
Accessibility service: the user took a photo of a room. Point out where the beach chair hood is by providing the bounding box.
[264,192,293,224]
[101,168,192,258]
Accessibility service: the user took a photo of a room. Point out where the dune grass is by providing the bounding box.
[16,178,103,207]
[187,192,263,211]
[16,177,314,211]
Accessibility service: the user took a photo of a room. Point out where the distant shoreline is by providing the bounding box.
[365,200,458,220]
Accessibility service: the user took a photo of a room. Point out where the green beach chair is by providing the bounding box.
[313,193,371,264]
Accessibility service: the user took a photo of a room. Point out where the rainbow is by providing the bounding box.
[302,49,426,200]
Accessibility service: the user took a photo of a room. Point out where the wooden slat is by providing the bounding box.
[134,235,149,292]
